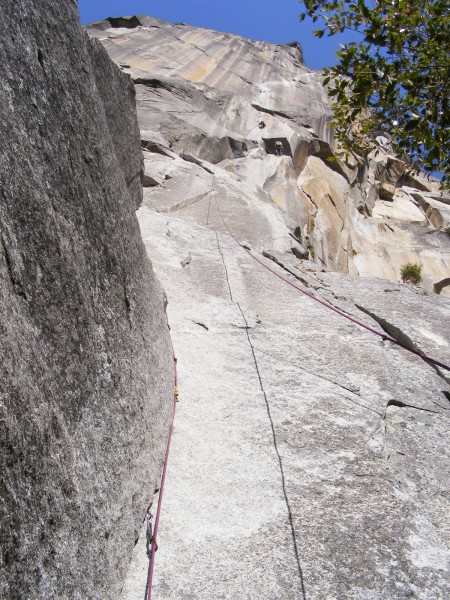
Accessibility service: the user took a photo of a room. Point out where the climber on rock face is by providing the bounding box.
[275,140,283,155]
[258,120,266,129]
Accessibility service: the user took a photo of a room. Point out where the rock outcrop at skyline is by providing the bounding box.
[0,3,173,598]
[88,15,450,600]
[88,14,450,297]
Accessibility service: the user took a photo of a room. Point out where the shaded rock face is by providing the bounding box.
[88,15,450,295]
[0,2,173,598]
[86,16,450,600]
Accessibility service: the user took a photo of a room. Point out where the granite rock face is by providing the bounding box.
[0,2,173,598]
[85,16,450,600]
[129,209,450,600]
[87,15,450,600]
[89,15,450,296]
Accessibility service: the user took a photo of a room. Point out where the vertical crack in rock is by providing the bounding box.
[123,282,133,328]
[299,184,317,207]
[215,232,235,303]
[214,232,307,599]
[236,304,307,599]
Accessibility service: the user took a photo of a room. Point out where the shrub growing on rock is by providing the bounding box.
[400,262,422,284]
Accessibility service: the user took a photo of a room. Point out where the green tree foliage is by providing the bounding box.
[300,1,450,184]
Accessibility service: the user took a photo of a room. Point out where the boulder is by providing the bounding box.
[372,190,428,225]
[378,181,397,200]
[367,152,406,186]
[0,2,173,598]
[410,191,450,233]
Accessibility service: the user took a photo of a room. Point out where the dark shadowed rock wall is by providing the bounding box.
[0,1,173,597]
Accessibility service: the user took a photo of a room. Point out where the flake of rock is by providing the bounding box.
[410,192,450,233]
[372,191,428,225]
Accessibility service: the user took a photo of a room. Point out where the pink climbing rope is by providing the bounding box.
[213,194,450,373]
[146,309,178,600]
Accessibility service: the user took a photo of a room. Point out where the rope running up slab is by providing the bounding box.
[212,191,450,374]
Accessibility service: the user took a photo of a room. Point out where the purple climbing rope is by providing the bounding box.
[213,193,450,373]
[146,309,178,600]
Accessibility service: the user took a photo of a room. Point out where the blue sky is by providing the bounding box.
[77,0,355,70]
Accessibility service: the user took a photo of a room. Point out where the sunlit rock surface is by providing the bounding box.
[88,15,450,297]
[88,15,450,600]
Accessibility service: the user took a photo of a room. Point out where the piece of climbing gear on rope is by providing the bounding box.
[146,513,158,553]
[147,513,153,541]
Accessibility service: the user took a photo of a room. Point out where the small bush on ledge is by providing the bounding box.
[400,263,422,285]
